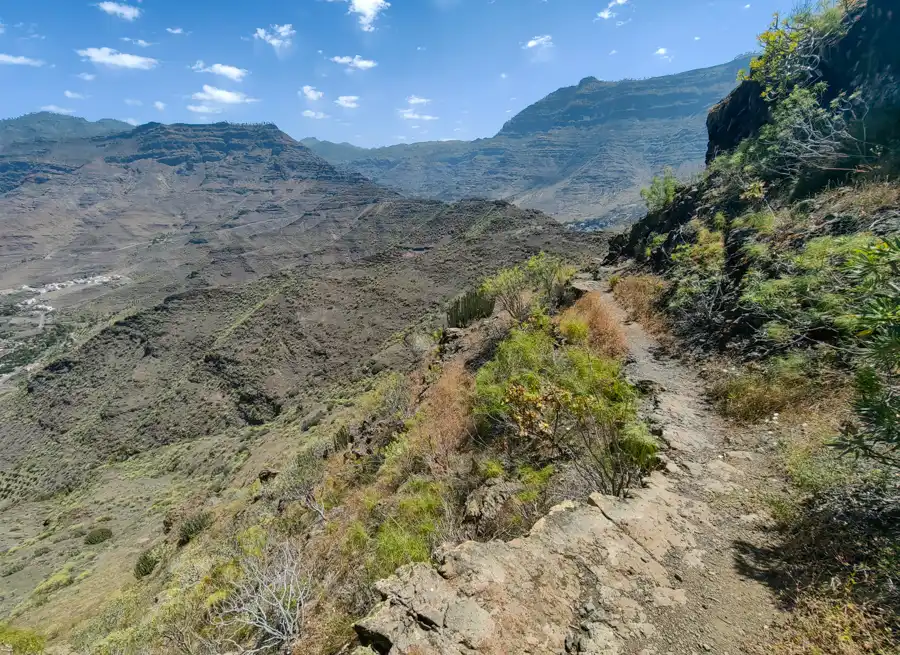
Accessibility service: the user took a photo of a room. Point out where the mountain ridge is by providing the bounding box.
[302,56,752,226]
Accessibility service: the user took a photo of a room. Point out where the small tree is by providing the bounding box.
[525,253,575,311]
[481,265,530,323]
[750,85,874,178]
[640,167,678,212]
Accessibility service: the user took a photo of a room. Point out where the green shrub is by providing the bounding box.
[177,512,212,546]
[480,459,505,479]
[134,549,160,579]
[84,527,113,545]
[1,561,25,577]
[367,479,444,579]
[743,1,849,101]
[33,564,75,596]
[832,238,900,466]
[446,288,495,328]
[640,167,678,212]
[481,265,529,323]
[0,623,45,654]
[559,315,589,344]
[524,252,575,310]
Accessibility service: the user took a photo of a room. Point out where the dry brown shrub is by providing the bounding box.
[611,274,668,334]
[564,292,628,360]
[408,361,475,476]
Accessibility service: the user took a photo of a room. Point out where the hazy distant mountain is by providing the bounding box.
[0,112,133,151]
[303,56,751,228]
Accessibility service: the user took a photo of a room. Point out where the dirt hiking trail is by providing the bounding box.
[355,274,784,655]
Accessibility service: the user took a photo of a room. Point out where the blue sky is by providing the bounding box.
[1,0,796,147]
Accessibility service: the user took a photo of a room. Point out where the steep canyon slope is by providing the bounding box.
[303,57,751,227]
[0,120,594,501]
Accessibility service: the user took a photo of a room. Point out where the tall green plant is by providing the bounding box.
[524,253,575,311]
[481,265,530,323]
[742,1,850,101]
[640,167,678,212]
[834,238,900,466]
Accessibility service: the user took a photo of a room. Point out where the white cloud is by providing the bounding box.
[399,108,438,121]
[0,53,44,67]
[655,47,673,61]
[744,3,751,7]
[187,104,221,114]
[64,90,86,99]
[76,47,158,69]
[302,110,328,119]
[694,36,701,40]
[327,0,390,32]
[524,35,553,49]
[407,95,430,105]
[416,46,425,51]
[96,2,142,21]
[596,0,627,21]
[192,84,259,104]
[154,101,166,111]
[40,105,74,114]
[125,98,142,106]
[166,27,184,34]
[500,72,507,79]
[121,37,152,47]
[609,49,618,55]
[192,60,249,82]
[301,85,324,101]
[335,95,359,108]
[123,118,139,126]
[253,24,295,52]
[330,54,377,71]
[77,72,96,81]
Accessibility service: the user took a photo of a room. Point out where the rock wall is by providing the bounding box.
[705,0,898,164]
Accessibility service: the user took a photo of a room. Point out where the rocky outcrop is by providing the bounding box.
[705,0,898,164]
[354,475,710,655]
[704,80,768,164]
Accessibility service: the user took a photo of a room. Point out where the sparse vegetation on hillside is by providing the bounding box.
[48,253,652,655]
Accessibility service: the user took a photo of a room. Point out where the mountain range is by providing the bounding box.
[0,56,748,499]
[302,56,751,227]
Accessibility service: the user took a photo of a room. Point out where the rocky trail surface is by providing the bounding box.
[354,275,783,655]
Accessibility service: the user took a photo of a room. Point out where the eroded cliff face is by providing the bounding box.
[705,0,899,164]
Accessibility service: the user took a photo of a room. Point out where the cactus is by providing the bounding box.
[447,289,495,328]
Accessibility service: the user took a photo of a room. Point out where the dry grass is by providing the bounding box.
[410,362,475,476]
[769,592,896,655]
[560,292,628,360]
[610,275,668,335]
[815,180,900,221]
